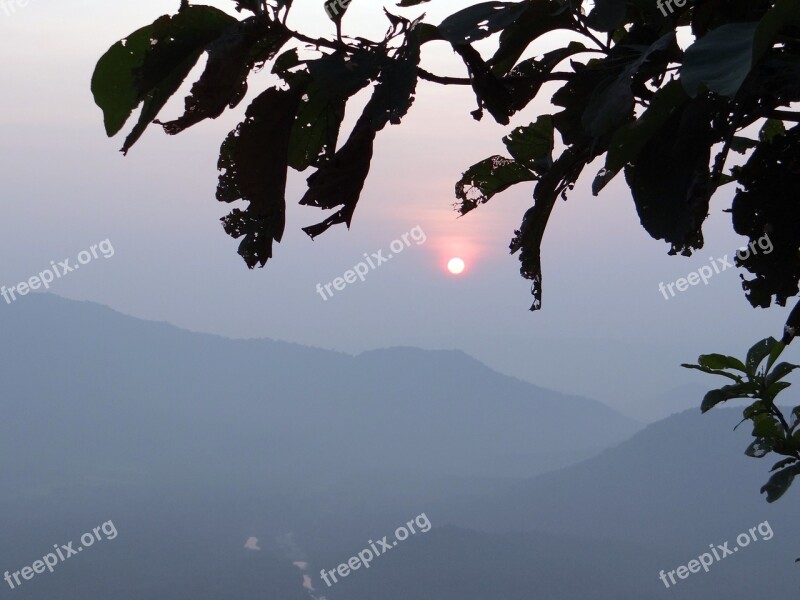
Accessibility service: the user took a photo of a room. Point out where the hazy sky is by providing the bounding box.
[0,0,791,417]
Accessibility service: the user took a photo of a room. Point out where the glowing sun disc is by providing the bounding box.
[447,257,465,275]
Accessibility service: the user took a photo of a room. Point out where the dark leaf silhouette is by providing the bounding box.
[91,5,236,153]
[90,1,800,314]
[217,86,305,267]
[158,18,291,135]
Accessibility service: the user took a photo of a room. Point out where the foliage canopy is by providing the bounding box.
[93,0,800,314]
[684,337,800,502]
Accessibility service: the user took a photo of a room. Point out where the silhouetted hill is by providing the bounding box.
[287,409,800,600]
[0,294,639,489]
[0,294,641,599]
[401,407,800,598]
[454,408,794,543]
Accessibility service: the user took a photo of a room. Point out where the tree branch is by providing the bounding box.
[769,109,800,123]
[418,69,472,85]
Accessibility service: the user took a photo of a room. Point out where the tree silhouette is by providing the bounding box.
[91,0,800,499]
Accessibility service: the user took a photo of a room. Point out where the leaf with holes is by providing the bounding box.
[456,156,537,216]
[438,1,529,45]
[91,5,237,153]
[217,86,305,267]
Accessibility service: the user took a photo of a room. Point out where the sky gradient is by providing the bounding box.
[0,0,791,418]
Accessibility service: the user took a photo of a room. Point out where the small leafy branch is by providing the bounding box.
[683,337,800,502]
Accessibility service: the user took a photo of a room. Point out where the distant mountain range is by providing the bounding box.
[1,294,797,599]
[0,294,639,488]
[622,382,711,422]
[305,409,800,600]
[0,294,637,599]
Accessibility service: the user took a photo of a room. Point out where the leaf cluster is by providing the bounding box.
[683,337,800,502]
[91,0,800,320]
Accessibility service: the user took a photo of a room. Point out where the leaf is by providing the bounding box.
[383,7,410,33]
[582,33,676,140]
[744,401,769,420]
[471,42,588,125]
[364,29,422,128]
[453,44,514,124]
[300,32,421,239]
[730,128,800,310]
[416,22,443,44]
[700,390,730,413]
[503,42,589,114]
[91,5,237,153]
[455,156,537,216]
[594,79,687,194]
[771,457,798,472]
[272,48,303,77]
[586,0,626,33]
[300,114,377,239]
[793,405,800,426]
[760,463,800,502]
[217,86,305,268]
[764,381,792,403]
[502,115,554,173]
[286,51,382,171]
[765,337,786,372]
[92,26,154,138]
[489,0,576,76]
[698,353,747,372]
[510,147,587,310]
[438,1,529,45]
[752,413,783,439]
[701,382,757,413]
[730,136,758,154]
[592,168,617,196]
[745,437,775,458]
[766,362,799,386]
[551,62,609,146]
[754,0,800,60]
[624,95,713,254]
[681,363,743,382]
[232,0,261,13]
[581,76,635,140]
[158,18,291,135]
[681,22,759,98]
[746,337,778,375]
[759,118,786,143]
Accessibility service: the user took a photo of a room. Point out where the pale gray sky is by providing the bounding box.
[0,0,791,417]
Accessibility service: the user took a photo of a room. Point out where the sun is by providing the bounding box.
[447,257,465,275]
